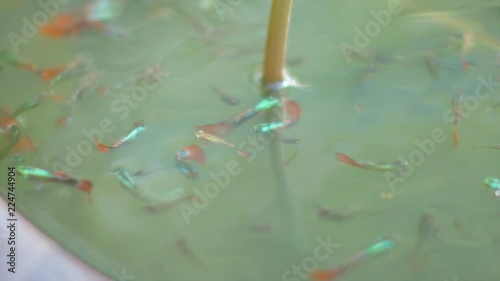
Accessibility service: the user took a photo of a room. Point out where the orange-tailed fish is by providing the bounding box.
[95,121,145,152]
[176,144,205,164]
[50,54,93,87]
[196,130,251,159]
[17,166,93,203]
[40,12,89,38]
[0,50,37,72]
[335,152,408,173]
[311,236,394,281]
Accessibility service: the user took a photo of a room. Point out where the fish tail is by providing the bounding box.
[310,270,338,281]
[77,180,93,204]
[39,67,65,81]
[335,152,363,168]
[95,140,110,153]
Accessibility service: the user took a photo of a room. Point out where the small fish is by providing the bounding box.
[175,158,198,179]
[282,137,301,144]
[113,167,150,201]
[95,121,145,152]
[101,64,168,96]
[253,100,302,133]
[50,54,92,87]
[196,130,251,159]
[68,71,102,103]
[176,237,206,269]
[12,94,45,118]
[196,121,234,137]
[452,91,464,147]
[286,56,305,67]
[316,205,381,221]
[473,144,500,150]
[0,50,37,72]
[335,152,408,173]
[17,166,93,203]
[311,237,394,281]
[408,211,441,271]
[283,150,298,167]
[55,110,74,128]
[11,134,37,162]
[176,144,205,164]
[212,85,240,105]
[483,177,500,197]
[132,166,168,177]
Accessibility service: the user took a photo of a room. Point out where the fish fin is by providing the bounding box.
[335,152,363,168]
[95,141,110,153]
[182,145,206,164]
[50,90,66,102]
[77,180,93,204]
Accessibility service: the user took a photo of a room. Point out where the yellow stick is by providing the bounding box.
[262,0,293,88]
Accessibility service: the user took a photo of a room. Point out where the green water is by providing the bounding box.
[1,0,500,280]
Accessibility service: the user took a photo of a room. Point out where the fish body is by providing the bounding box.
[114,167,149,201]
[196,130,250,158]
[175,158,198,179]
[0,50,37,72]
[212,85,240,105]
[96,121,145,152]
[336,152,407,173]
[12,95,45,118]
[50,54,92,87]
[311,237,394,281]
[17,166,93,203]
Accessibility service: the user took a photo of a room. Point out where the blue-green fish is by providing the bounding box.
[96,121,145,152]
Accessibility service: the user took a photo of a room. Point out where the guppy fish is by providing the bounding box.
[113,167,150,201]
[253,100,301,133]
[311,236,395,281]
[408,210,442,271]
[451,91,464,147]
[175,158,198,179]
[176,144,205,165]
[95,121,145,152]
[0,50,37,72]
[196,130,251,159]
[0,126,21,160]
[50,54,93,87]
[335,152,408,173]
[483,177,500,197]
[17,166,93,203]
[144,187,197,213]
